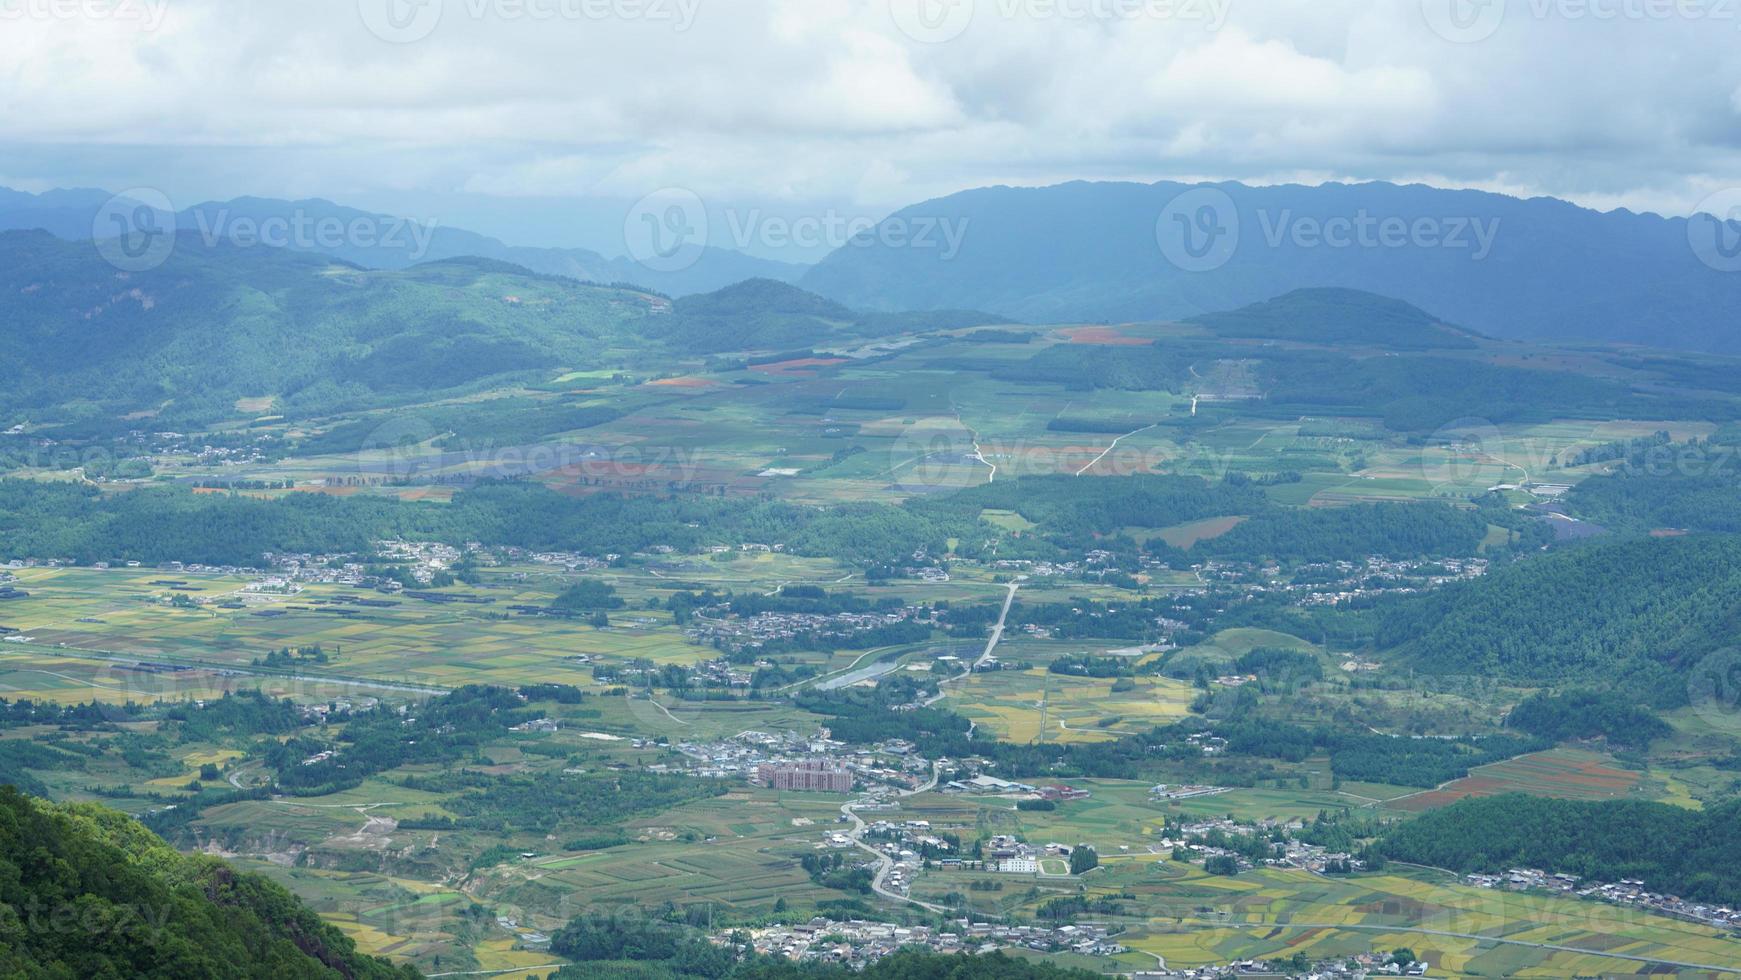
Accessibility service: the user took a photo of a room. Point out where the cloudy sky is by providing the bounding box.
[4,0,1739,258]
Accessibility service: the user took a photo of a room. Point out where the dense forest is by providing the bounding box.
[911,473,1504,564]
[1505,689,1673,748]
[1379,794,1741,906]
[1564,437,1741,534]
[1375,534,1741,686]
[0,236,651,426]
[1190,501,1491,562]
[0,469,1517,573]
[0,787,419,979]
[633,278,1000,354]
[1187,288,1477,350]
[0,480,963,568]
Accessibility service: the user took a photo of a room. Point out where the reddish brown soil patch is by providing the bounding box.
[1390,752,1643,813]
[1060,327,1153,347]
[749,358,848,376]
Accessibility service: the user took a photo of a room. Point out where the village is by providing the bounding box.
[683,602,934,655]
[1464,868,1741,931]
[1131,951,1432,979]
[714,917,1126,969]
[673,729,934,795]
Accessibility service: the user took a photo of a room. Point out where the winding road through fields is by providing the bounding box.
[839,761,950,913]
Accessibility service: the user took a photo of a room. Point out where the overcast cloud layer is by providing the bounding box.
[4,0,1741,258]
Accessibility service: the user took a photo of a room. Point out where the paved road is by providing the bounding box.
[1076,424,1158,476]
[924,580,1020,708]
[975,582,1020,670]
[839,762,951,913]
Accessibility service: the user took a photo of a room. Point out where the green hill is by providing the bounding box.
[1187,287,1478,350]
[0,232,663,425]
[0,786,419,978]
[1379,794,1741,907]
[635,278,1006,353]
[1376,534,1741,686]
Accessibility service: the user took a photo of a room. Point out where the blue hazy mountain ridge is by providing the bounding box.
[799,180,1741,354]
[0,187,807,298]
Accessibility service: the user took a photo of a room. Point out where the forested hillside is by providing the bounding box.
[912,474,1504,562]
[1376,535,1741,685]
[634,278,1003,353]
[0,480,965,568]
[1379,794,1741,906]
[0,787,419,978]
[1564,436,1741,533]
[0,232,660,424]
[1188,288,1477,350]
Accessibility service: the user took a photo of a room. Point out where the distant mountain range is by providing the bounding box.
[800,180,1741,355]
[0,187,806,298]
[12,179,1741,355]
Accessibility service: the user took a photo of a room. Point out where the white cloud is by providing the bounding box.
[3,0,1741,247]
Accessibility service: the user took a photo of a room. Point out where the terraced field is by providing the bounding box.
[1386,747,1653,813]
[1087,864,1741,978]
[948,666,1195,744]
